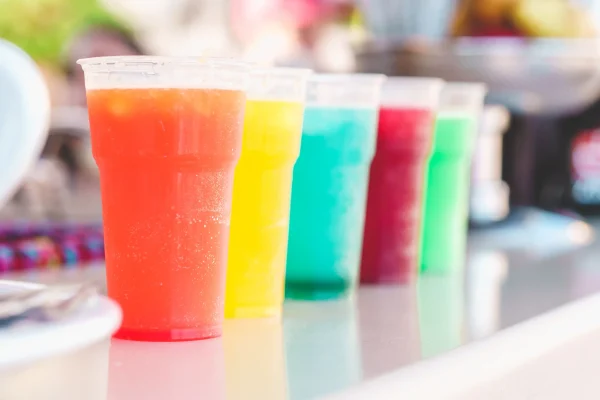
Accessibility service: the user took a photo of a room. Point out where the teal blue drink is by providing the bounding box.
[285,74,384,300]
[285,105,380,300]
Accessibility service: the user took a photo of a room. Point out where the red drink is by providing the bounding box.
[87,87,246,341]
[361,107,435,284]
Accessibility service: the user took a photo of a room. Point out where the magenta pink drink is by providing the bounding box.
[360,78,442,285]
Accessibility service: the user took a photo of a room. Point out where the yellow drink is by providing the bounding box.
[225,99,305,318]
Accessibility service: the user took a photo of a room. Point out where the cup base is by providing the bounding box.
[113,325,222,342]
[224,305,281,319]
[285,282,351,301]
[420,261,465,275]
[360,272,415,285]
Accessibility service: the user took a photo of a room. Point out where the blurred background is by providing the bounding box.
[5,2,600,396]
[3,0,600,263]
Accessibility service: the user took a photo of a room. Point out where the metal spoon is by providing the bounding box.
[0,283,98,326]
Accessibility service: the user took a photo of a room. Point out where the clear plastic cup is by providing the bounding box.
[245,68,312,101]
[438,82,488,116]
[379,77,444,108]
[304,73,386,107]
[421,82,488,274]
[78,56,250,341]
[361,77,444,285]
[225,68,311,318]
[285,73,385,300]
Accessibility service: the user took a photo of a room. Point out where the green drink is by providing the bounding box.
[420,83,486,273]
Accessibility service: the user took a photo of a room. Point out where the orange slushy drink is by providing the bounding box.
[79,57,249,341]
[225,69,310,318]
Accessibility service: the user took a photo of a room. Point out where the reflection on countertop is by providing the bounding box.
[108,338,225,400]
[1,211,600,399]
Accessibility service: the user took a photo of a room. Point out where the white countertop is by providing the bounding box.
[1,211,600,399]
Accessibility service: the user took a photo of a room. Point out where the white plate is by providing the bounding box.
[0,40,50,209]
[0,280,121,371]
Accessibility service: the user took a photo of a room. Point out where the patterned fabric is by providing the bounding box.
[0,223,104,272]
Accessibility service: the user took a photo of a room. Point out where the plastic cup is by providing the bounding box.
[360,77,443,285]
[285,73,385,300]
[225,68,311,318]
[78,56,250,341]
[420,82,487,273]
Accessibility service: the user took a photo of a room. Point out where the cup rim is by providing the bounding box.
[251,67,313,78]
[308,73,386,85]
[443,81,488,95]
[385,76,445,88]
[77,56,251,72]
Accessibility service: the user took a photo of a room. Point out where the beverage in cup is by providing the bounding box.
[421,83,487,273]
[285,74,385,300]
[79,56,249,341]
[225,68,310,318]
[360,78,443,285]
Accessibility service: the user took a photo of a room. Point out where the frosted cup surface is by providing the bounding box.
[79,56,250,341]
